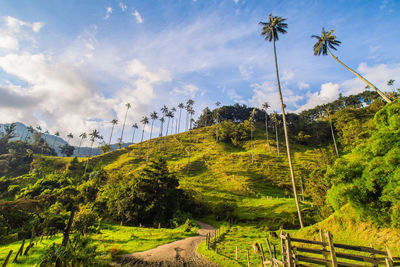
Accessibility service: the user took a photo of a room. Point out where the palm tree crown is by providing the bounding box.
[312,28,341,56]
[259,14,287,42]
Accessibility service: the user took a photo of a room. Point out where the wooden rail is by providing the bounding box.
[263,229,399,267]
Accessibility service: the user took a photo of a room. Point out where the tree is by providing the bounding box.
[109,119,118,145]
[177,103,184,133]
[60,143,75,157]
[215,101,221,142]
[260,14,304,228]
[187,107,195,172]
[159,105,168,149]
[146,112,158,165]
[171,107,177,135]
[158,117,165,151]
[186,99,194,132]
[249,108,256,163]
[131,123,138,143]
[77,132,87,156]
[52,131,60,151]
[119,103,131,145]
[84,129,100,174]
[164,111,174,152]
[312,28,391,104]
[271,112,280,155]
[67,133,74,146]
[262,102,271,151]
[325,108,339,157]
[139,116,149,155]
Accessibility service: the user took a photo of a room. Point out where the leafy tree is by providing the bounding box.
[312,28,392,103]
[260,13,303,228]
[325,108,339,157]
[59,143,75,157]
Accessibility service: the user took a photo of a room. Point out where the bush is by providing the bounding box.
[73,205,99,235]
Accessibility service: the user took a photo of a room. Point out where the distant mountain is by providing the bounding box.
[0,122,132,157]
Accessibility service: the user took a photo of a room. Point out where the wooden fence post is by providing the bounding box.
[247,249,250,267]
[13,239,25,263]
[280,231,286,264]
[2,250,12,267]
[285,233,293,267]
[386,246,394,267]
[266,237,273,260]
[260,243,265,262]
[319,229,329,264]
[326,231,338,267]
[236,246,238,260]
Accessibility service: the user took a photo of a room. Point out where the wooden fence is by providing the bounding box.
[263,230,400,267]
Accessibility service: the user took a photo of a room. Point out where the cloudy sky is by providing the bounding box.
[0,0,399,143]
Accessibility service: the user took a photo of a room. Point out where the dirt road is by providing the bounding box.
[120,221,219,266]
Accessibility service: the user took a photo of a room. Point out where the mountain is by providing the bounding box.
[0,122,131,157]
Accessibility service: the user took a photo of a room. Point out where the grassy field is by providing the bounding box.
[0,223,198,266]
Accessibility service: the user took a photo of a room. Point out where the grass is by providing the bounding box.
[0,223,198,266]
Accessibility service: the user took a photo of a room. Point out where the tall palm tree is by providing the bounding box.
[52,131,60,151]
[119,103,131,145]
[262,102,271,151]
[131,123,138,143]
[171,107,176,135]
[67,133,74,145]
[325,108,339,158]
[185,99,194,132]
[146,112,158,164]
[215,101,221,142]
[164,111,174,152]
[158,117,165,151]
[260,14,303,228]
[312,28,391,104]
[177,103,184,133]
[249,108,256,163]
[271,112,280,155]
[26,126,34,143]
[109,119,118,145]
[77,132,87,156]
[139,116,149,155]
[84,129,100,174]
[187,107,195,172]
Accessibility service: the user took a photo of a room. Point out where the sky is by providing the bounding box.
[0,0,399,144]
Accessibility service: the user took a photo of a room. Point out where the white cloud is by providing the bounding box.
[172,84,199,98]
[233,0,239,3]
[105,7,112,19]
[0,16,43,50]
[297,81,310,89]
[126,59,171,83]
[31,22,44,32]
[119,2,127,12]
[296,82,340,112]
[227,89,244,103]
[132,10,143,23]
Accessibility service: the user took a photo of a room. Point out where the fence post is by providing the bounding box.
[319,229,329,264]
[260,243,265,262]
[13,239,25,263]
[247,249,250,267]
[280,231,286,265]
[326,231,338,267]
[386,246,394,267]
[285,233,293,267]
[265,237,273,260]
[236,246,238,260]
[2,250,12,267]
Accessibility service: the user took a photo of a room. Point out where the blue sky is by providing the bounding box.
[0,0,399,144]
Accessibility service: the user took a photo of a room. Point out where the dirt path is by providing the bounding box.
[120,221,219,266]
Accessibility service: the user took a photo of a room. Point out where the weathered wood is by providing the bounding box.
[326,231,338,267]
[266,237,273,260]
[247,249,250,267]
[285,233,293,267]
[13,239,25,262]
[280,231,286,265]
[2,250,12,267]
[236,246,238,260]
[23,243,33,256]
[260,243,265,262]
[333,243,386,255]
[290,237,328,246]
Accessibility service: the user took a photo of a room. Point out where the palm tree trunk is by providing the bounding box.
[275,122,279,155]
[178,109,182,133]
[265,113,270,151]
[251,128,254,163]
[273,36,304,228]
[146,120,154,165]
[84,141,94,174]
[131,128,136,143]
[187,114,193,172]
[77,137,83,156]
[109,125,115,145]
[328,113,339,157]
[120,107,129,144]
[139,126,145,154]
[164,118,170,152]
[327,49,392,103]
[185,112,189,132]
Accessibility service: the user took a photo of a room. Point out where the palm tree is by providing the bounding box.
[271,112,280,155]
[146,112,158,164]
[164,111,174,152]
[249,108,256,163]
[67,133,74,145]
[159,105,168,149]
[52,131,60,152]
[109,119,118,145]
[26,126,34,143]
[84,129,100,174]
[262,102,271,151]
[177,103,184,133]
[325,108,339,158]
[215,101,221,142]
[312,28,391,104]
[158,117,165,151]
[260,14,303,228]
[139,116,149,155]
[77,132,87,156]
[119,103,131,146]
[171,107,176,135]
[131,123,138,143]
[187,107,195,172]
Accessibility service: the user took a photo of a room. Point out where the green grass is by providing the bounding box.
[0,223,198,266]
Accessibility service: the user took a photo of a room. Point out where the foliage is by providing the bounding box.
[218,120,249,146]
[59,143,75,157]
[72,204,100,235]
[325,100,400,227]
